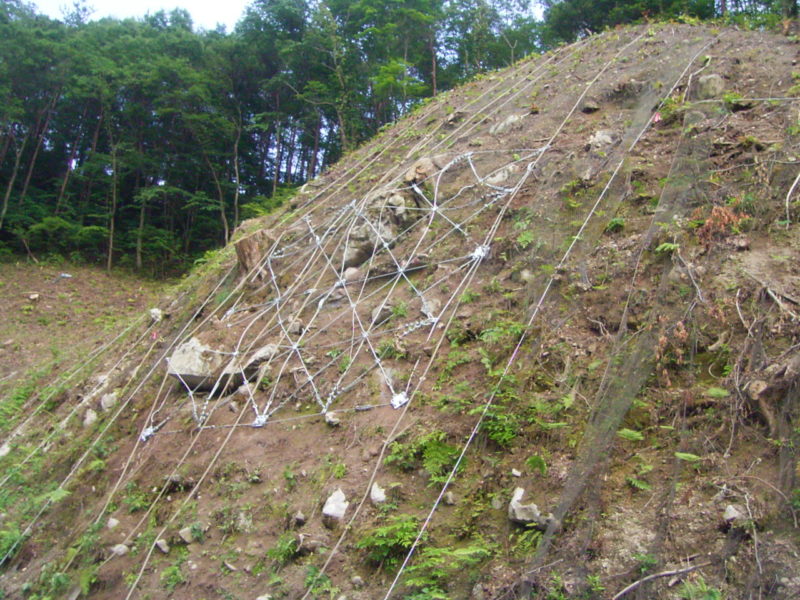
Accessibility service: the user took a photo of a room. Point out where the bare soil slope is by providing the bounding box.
[2,23,800,600]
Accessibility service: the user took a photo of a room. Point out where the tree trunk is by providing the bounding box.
[0,132,28,230]
[55,107,87,214]
[204,152,230,243]
[0,129,11,169]
[232,111,242,227]
[106,140,117,272]
[430,34,438,96]
[135,194,146,270]
[272,122,282,196]
[19,93,58,207]
[308,112,321,180]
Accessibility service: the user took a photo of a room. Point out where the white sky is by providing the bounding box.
[33,0,251,31]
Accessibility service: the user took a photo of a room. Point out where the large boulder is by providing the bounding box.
[234,223,276,281]
[322,488,349,527]
[508,487,555,529]
[167,337,279,393]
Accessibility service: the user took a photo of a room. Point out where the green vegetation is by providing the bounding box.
[356,514,421,568]
[0,0,540,273]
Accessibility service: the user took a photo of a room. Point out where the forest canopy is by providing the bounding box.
[0,0,794,274]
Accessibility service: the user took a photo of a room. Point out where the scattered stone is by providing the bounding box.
[293,510,306,527]
[322,488,349,527]
[508,487,555,529]
[287,318,304,335]
[403,157,438,184]
[248,344,279,367]
[178,526,195,544]
[445,111,467,126]
[107,517,120,530]
[490,113,525,135]
[99,391,118,412]
[511,468,522,477]
[471,582,486,600]
[255,595,273,600]
[587,129,618,152]
[485,164,519,186]
[343,267,362,283]
[149,308,163,323]
[696,73,725,100]
[730,235,751,251]
[723,504,746,524]
[371,304,393,325]
[444,491,457,505]
[581,99,600,113]
[351,575,365,588]
[370,482,387,505]
[110,543,129,557]
[0,443,10,458]
[421,297,441,319]
[28,292,40,302]
[83,409,98,428]
[156,539,170,554]
[325,412,341,427]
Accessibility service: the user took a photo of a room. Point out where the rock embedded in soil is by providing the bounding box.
[370,482,387,505]
[696,73,725,99]
[156,539,170,554]
[110,543,129,557]
[83,408,98,427]
[324,412,340,426]
[508,487,554,529]
[178,526,195,544]
[107,517,120,530]
[322,488,349,527]
[293,510,306,527]
[444,491,456,505]
[99,391,118,412]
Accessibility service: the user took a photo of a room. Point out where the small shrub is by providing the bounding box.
[356,514,421,568]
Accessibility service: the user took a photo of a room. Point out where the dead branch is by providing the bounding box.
[611,561,713,600]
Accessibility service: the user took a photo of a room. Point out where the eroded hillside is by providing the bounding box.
[2,23,800,600]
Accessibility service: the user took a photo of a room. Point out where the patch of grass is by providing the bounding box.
[356,514,421,568]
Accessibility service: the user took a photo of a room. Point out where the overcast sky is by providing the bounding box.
[33,0,251,31]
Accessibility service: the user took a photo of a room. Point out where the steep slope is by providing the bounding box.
[2,23,800,600]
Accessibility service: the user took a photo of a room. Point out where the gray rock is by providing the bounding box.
[343,267,362,283]
[99,391,118,412]
[371,304,393,325]
[351,575,365,588]
[149,308,163,323]
[293,510,306,527]
[178,526,195,544]
[248,344,279,367]
[255,595,273,600]
[107,517,120,530]
[490,113,525,135]
[485,164,519,186]
[322,489,349,526]
[444,491,456,505]
[156,539,170,554]
[325,412,341,427]
[508,487,554,529]
[587,129,617,152]
[696,74,725,100]
[511,468,522,477]
[287,318,304,335]
[0,443,9,458]
[110,543,129,557]
[370,482,387,505]
[167,337,231,391]
[723,504,746,524]
[404,157,437,184]
[471,583,486,600]
[581,100,600,113]
[83,409,98,428]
